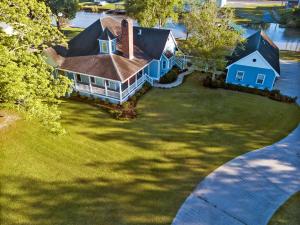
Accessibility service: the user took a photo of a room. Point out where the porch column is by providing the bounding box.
[72,73,77,90]
[119,82,122,102]
[135,74,138,88]
[104,80,108,96]
[88,76,93,93]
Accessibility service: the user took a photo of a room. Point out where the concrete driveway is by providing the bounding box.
[172,60,300,225]
[172,125,300,225]
[274,60,300,105]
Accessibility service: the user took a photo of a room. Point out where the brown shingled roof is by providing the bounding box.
[49,16,172,82]
[60,45,151,82]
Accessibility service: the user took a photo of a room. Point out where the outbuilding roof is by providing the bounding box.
[229,30,280,74]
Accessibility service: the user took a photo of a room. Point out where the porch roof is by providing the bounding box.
[60,45,151,82]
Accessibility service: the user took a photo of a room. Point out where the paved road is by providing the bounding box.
[172,126,300,225]
[275,60,300,105]
[172,60,300,225]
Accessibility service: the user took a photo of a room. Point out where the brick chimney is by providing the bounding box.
[121,19,134,60]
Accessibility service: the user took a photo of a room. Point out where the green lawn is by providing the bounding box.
[79,1,125,12]
[269,192,300,225]
[280,51,300,62]
[1,73,300,225]
[61,27,84,41]
[233,5,283,24]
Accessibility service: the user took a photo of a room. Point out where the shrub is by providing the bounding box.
[159,68,181,84]
[202,75,297,104]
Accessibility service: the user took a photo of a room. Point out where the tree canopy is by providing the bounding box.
[183,1,244,73]
[126,0,183,28]
[46,0,79,30]
[0,0,71,134]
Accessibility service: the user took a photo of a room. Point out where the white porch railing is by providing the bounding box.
[73,74,148,103]
[145,74,153,86]
[92,86,105,95]
[76,83,90,92]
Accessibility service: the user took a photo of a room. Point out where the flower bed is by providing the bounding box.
[202,75,297,103]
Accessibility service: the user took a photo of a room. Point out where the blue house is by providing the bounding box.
[226,31,280,90]
[46,17,186,104]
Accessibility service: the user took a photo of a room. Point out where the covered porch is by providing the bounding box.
[63,66,153,104]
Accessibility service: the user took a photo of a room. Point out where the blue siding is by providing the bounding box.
[160,55,172,77]
[226,64,276,90]
[149,60,160,79]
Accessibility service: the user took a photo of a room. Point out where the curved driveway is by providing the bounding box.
[172,61,300,225]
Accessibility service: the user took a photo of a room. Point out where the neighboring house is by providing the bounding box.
[46,17,186,104]
[226,31,280,91]
[286,0,300,8]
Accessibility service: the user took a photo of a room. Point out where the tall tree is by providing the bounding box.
[126,0,183,28]
[183,1,244,75]
[46,0,79,30]
[0,0,71,134]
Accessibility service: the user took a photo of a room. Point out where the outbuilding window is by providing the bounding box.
[256,74,265,84]
[235,71,244,81]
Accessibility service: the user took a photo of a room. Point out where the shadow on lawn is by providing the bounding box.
[2,76,298,224]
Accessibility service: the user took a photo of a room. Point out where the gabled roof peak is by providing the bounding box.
[99,27,117,41]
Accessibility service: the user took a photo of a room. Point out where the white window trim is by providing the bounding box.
[235,71,244,81]
[256,74,266,85]
[162,60,167,69]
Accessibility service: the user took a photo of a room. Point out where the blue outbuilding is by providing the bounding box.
[226,31,280,90]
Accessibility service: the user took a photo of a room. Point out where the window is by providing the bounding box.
[76,74,81,82]
[256,74,265,85]
[253,58,256,62]
[102,41,108,53]
[90,77,95,84]
[137,70,143,79]
[162,60,167,69]
[105,80,110,87]
[235,71,244,81]
[111,39,116,53]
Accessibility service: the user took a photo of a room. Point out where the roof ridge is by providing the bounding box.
[256,30,262,50]
[110,54,124,81]
[260,30,279,50]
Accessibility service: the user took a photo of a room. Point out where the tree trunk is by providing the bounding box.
[186,31,189,40]
[56,17,61,31]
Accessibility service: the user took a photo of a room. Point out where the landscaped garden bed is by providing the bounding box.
[68,82,152,120]
[159,67,182,84]
[202,74,298,103]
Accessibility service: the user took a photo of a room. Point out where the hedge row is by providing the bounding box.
[202,75,297,103]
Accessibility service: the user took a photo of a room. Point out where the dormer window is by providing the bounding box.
[98,28,117,55]
[101,42,108,53]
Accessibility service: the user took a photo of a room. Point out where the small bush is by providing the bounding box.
[159,67,181,84]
